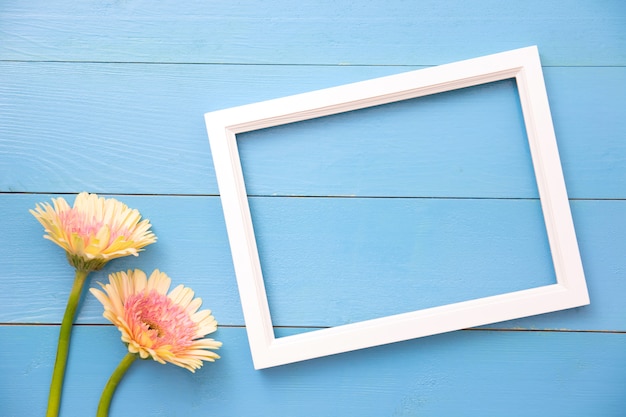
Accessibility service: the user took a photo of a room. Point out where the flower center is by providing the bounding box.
[60,208,103,238]
[143,319,164,337]
[125,290,198,351]
[59,208,130,244]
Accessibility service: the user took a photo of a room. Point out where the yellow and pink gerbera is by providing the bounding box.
[30,192,157,271]
[90,269,222,372]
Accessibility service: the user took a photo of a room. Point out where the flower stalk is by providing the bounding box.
[97,353,137,417]
[46,269,89,417]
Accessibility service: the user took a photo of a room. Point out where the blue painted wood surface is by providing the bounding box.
[3,326,626,417]
[1,1,625,416]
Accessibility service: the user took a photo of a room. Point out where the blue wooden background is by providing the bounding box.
[1,1,625,416]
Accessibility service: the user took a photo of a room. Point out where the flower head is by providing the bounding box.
[30,192,157,271]
[90,269,221,372]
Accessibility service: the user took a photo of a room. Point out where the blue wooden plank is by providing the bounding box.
[0,64,624,198]
[0,63,405,196]
[1,325,624,417]
[544,67,626,200]
[0,193,239,324]
[252,196,554,328]
[1,0,624,65]
[1,194,624,332]
[237,78,537,199]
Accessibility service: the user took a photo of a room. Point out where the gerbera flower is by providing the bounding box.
[30,192,157,272]
[92,269,222,416]
[31,193,157,417]
[90,269,222,372]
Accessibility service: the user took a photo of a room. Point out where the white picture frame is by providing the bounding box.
[205,46,589,370]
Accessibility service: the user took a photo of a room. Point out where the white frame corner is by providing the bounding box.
[205,46,589,370]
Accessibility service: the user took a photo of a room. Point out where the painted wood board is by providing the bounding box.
[1,194,623,332]
[1,326,624,417]
[1,0,624,65]
[1,65,625,199]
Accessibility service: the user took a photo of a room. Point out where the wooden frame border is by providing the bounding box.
[205,46,589,369]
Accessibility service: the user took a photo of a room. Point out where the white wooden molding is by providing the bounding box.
[205,46,589,369]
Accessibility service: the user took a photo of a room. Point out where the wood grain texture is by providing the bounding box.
[1,0,624,65]
[1,64,625,198]
[1,326,625,417]
[2,194,624,332]
[1,0,624,415]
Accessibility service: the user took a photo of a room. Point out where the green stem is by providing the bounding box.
[97,353,137,417]
[46,269,90,417]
